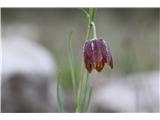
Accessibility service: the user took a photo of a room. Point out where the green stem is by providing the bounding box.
[91,22,97,39]
[87,87,92,112]
[82,72,89,111]
[76,8,97,112]
[85,22,92,40]
[76,68,85,112]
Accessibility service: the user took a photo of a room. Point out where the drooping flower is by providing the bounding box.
[83,38,113,73]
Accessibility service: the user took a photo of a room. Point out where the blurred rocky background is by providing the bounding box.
[2,37,57,112]
[1,8,159,112]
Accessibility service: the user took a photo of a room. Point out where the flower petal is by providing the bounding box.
[92,40,103,67]
[83,40,93,72]
[99,39,113,69]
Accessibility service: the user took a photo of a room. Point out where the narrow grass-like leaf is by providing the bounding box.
[56,74,64,112]
[68,32,77,99]
[79,8,90,19]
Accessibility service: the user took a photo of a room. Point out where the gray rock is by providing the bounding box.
[1,37,57,112]
[92,71,160,112]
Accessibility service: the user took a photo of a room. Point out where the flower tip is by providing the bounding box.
[108,59,113,70]
[108,63,113,70]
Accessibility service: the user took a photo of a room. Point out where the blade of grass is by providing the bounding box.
[79,8,90,19]
[56,73,64,112]
[68,32,77,99]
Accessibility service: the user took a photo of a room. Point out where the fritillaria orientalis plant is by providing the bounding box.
[57,8,113,113]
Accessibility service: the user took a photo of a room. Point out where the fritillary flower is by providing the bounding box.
[83,38,113,73]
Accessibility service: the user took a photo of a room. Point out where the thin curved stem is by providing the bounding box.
[76,8,97,112]
[91,22,97,39]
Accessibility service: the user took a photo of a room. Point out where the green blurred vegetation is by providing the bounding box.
[2,8,159,89]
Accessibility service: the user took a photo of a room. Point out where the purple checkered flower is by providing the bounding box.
[83,38,113,73]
